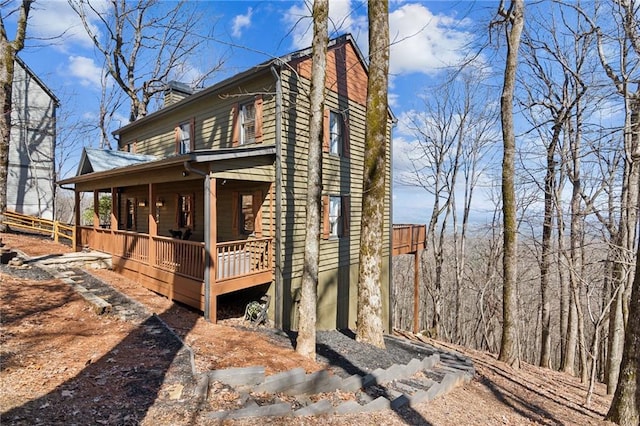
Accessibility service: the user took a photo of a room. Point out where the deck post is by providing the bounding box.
[205,176,217,322]
[413,249,420,334]
[74,191,80,251]
[110,187,118,253]
[148,183,157,267]
[93,190,100,228]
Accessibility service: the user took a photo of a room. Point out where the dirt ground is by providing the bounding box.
[0,232,615,425]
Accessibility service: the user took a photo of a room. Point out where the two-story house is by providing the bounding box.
[8,57,59,220]
[58,34,393,331]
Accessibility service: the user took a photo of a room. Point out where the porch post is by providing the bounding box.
[93,190,99,228]
[148,183,157,267]
[413,248,420,334]
[205,176,217,322]
[74,191,81,251]
[110,187,118,231]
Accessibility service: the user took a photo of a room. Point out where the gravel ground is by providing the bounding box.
[247,327,441,378]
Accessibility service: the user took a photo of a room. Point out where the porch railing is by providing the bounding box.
[154,236,205,279]
[77,227,272,283]
[216,238,272,280]
[392,224,426,256]
[3,210,76,247]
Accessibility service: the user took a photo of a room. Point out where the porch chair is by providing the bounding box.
[244,295,271,325]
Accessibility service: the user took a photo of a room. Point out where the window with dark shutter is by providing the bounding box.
[176,193,195,228]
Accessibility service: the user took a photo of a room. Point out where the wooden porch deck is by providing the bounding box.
[77,227,273,320]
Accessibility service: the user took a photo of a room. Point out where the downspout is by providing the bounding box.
[183,161,212,319]
[270,63,284,329]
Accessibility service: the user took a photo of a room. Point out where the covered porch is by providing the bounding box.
[60,147,277,323]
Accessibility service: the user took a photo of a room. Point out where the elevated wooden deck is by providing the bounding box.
[392,224,426,256]
[77,227,273,320]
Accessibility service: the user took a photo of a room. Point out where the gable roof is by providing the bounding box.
[113,34,373,136]
[14,56,60,107]
[77,148,157,175]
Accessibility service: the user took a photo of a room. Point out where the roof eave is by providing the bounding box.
[57,145,276,186]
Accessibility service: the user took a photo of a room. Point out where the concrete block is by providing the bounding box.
[405,358,423,376]
[254,367,305,393]
[227,402,292,419]
[73,284,112,315]
[385,364,408,382]
[409,390,429,407]
[422,353,440,369]
[390,394,410,410]
[207,366,265,387]
[440,372,461,393]
[425,383,445,401]
[370,368,388,383]
[361,396,391,412]
[294,399,333,416]
[361,373,377,388]
[194,374,209,400]
[340,374,364,392]
[334,400,363,415]
[285,370,339,395]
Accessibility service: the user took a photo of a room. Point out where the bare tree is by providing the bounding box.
[494,0,524,369]
[69,0,224,122]
[606,226,640,425]
[296,0,328,360]
[401,69,498,341]
[0,0,32,230]
[568,0,640,392]
[356,0,389,348]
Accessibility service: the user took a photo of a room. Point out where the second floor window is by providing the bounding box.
[232,95,263,147]
[240,102,256,145]
[324,108,349,157]
[175,119,194,154]
[329,111,343,155]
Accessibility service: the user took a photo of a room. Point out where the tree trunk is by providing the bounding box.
[606,231,640,425]
[0,1,32,231]
[539,122,560,369]
[296,0,328,359]
[356,0,389,348]
[497,0,524,369]
[607,95,640,393]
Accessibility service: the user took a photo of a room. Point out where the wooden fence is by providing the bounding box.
[2,210,76,247]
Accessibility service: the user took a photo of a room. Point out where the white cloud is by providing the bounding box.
[389,3,473,75]
[232,7,253,38]
[283,0,367,50]
[29,1,104,52]
[65,56,103,88]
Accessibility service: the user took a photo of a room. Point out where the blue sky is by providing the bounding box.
[6,0,500,225]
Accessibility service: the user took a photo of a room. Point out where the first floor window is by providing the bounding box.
[323,194,349,239]
[125,198,136,230]
[240,193,255,234]
[177,194,194,228]
[329,196,341,238]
